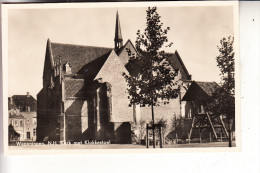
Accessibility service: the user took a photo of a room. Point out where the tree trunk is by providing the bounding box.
[146,124,149,148]
[159,125,162,148]
[151,104,155,148]
[228,119,232,147]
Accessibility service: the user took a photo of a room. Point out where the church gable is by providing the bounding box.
[95,50,129,82]
[117,39,137,66]
[95,51,133,123]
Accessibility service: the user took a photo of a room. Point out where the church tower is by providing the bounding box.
[114,11,123,52]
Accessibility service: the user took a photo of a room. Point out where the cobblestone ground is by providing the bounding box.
[9,141,236,150]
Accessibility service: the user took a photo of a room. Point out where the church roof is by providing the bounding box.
[121,40,191,80]
[50,42,112,75]
[48,40,191,82]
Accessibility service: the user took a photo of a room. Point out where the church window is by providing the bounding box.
[20,120,23,127]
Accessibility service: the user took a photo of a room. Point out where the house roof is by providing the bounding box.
[21,111,37,118]
[182,81,220,102]
[50,41,112,76]
[9,111,25,119]
[11,95,37,111]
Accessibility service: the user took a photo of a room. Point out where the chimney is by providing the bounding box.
[10,97,13,105]
[26,92,30,97]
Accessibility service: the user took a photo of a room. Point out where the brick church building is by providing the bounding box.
[37,11,192,144]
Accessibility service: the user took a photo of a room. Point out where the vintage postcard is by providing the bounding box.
[2,1,240,155]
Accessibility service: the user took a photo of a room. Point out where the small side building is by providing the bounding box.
[9,92,37,141]
[182,81,229,141]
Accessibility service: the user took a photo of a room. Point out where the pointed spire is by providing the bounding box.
[114,10,123,51]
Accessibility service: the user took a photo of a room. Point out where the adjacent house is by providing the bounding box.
[8,98,25,141]
[9,92,37,141]
[37,11,192,144]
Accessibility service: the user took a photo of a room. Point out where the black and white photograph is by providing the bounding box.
[2,2,239,153]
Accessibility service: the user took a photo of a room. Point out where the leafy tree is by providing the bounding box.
[208,36,235,147]
[123,7,181,148]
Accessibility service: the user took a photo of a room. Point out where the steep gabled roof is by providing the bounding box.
[46,40,191,85]
[166,51,191,80]
[182,81,220,101]
[118,45,191,80]
[117,40,191,80]
[49,41,112,75]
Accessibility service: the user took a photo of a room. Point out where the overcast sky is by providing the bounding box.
[7,5,234,98]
